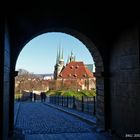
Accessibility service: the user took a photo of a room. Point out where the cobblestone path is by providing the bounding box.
[14,102,115,140]
[15,102,94,134]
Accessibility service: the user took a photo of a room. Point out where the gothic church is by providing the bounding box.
[54,48,95,90]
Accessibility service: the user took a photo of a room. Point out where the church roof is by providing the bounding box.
[58,61,94,79]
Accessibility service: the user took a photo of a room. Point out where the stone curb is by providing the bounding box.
[43,102,97,126]
[14,102,21,125]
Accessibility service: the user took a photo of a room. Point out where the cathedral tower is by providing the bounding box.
[54,47,64,80]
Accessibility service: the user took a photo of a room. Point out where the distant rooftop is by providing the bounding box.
[35,74,53,78]
[85,64,94,72]
[58,61,94,79]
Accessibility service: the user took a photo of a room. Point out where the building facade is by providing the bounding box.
[53,48,95,90]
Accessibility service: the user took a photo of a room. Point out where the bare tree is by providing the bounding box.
[15,69,49,93]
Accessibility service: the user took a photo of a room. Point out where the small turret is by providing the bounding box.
[56,48,59,64]
[69,50,75,62]
[66,55,70,64]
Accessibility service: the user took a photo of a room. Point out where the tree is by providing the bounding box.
[15,69,49,93]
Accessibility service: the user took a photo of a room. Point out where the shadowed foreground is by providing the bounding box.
[13,102,118,140]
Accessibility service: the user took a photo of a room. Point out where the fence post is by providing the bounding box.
[52,96,53,103]
[53,96,55,104]
[55,95,57,104]
[73,96,75,109]
[62,96,63,106]
[81,96,84,112]
[58,95,60,105]
[56,96,57,104]
[55,96,57,104]
[67,96,69,108]
[87,97,89,113]
[55,95,58,104]
[93,96,96,115]
[53,96,56,104]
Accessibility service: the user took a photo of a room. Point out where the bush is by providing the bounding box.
[46,89,96,99]
[15,92,22,100]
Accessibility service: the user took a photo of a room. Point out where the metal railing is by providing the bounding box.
[15,92,96,115]
[49,95,96,115]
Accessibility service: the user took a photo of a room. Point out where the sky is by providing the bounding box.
[16,32,95,74]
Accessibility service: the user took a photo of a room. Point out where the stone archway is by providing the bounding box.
[13,28,105,130]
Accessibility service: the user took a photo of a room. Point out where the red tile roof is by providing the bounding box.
[58,61,94,79]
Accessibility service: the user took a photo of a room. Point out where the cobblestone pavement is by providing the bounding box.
[14,102,20,125]
[14,102,118,140]
[44,102,97,125]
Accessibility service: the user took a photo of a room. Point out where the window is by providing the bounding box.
[75,65,79,69]
[70,66,73,69]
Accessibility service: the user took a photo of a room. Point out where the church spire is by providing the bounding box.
[71,50,73,57]
[70,50,75,62]
[56,48,59,64]
[74,56,76,61]
[58,46,61,60]
[67,55,70,64]
[61,48,63,59]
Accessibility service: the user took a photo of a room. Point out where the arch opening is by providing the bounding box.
[13,29,105,135]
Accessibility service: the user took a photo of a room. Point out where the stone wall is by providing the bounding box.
[110,25,139,138]
[0,20,4,140]
[2,25,10,140]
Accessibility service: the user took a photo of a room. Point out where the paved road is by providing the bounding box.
[14,102,114,140]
